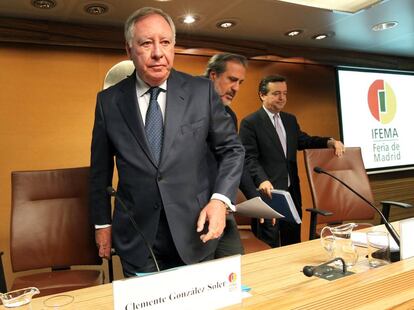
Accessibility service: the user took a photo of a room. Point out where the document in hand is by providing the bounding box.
[261,189,302,224]
[236,197,284,220]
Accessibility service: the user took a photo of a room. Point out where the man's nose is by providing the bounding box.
[152,42,163,59]
[232,82,241,92]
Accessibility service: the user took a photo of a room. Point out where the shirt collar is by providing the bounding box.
[262,105,280,119]
[135,72,167,97]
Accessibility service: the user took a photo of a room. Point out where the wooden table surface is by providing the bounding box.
[2,225,414,309]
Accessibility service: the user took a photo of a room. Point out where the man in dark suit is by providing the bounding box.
[90,7,244,276]
[204,53,259,258]
[239,75,344,247]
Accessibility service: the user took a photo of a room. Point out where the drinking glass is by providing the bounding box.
[367,231,391,267]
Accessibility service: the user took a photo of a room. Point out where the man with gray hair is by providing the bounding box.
[90,8,244,276]
[204,53,260,258]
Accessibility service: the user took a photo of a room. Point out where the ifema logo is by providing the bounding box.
[228,272,237,283]
[367,79,397,124]
[227,272,238,292]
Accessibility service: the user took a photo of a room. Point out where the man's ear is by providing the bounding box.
[259,92,265,101]
[209,71,217,81]
[125,42,132,59]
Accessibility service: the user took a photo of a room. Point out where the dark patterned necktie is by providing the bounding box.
[145,87,164,164]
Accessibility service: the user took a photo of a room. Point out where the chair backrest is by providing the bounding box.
[103,60,135,90]
[303,147,376,225]
[10,167,101,272]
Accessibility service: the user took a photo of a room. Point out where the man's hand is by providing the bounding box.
[95,227,112,259]
[327,139,345,157]
[259,180,273,198]
[258,181,276,225]
[197,199,227,243]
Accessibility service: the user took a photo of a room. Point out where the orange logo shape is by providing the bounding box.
[228,272,237,283]
[367,79,396,124]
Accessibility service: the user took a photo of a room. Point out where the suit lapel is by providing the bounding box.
[259,108,286,156]
[161,70,187,164]
[116,73,155,165]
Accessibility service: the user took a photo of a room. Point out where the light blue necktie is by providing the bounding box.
[145,87,164,164]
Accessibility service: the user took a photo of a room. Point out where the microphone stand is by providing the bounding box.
[314,167,400,247]
[106,186,160,272]
[303,257,346,277]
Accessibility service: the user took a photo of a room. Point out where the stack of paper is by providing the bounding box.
[351,231,399,251]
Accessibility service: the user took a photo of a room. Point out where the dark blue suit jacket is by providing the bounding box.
[89,69,244,267]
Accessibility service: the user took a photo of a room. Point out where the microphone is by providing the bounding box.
[106,186,160,272]
[313,166,400,247]
[303,257,346,277]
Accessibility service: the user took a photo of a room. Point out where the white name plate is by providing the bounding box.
[400,218,414,260]
[113,255,242,310]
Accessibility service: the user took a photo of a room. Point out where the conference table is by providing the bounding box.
[2,225,414,309]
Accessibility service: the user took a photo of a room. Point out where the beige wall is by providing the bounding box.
[0,43,345,287]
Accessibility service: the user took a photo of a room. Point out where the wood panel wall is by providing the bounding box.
[1,33,413,288]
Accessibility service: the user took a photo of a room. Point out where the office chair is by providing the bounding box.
[303,147,411,240]
[235,191,271,254]
[10,167,105,297]
[103,60,134,90]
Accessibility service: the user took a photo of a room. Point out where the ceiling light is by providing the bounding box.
[84,4,108,15]
[285,30,303,37]
[372,21,398,32]
[183,15,196,24]
[31,0,56,9]
[278,0,383,13]
[217,21,236,29]
[313,34,327,40]
[312,32,334,40]
[179,14,199,25]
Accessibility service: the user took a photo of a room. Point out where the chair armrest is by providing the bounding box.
[305,208,334,216]
[305,209,334,240]
[0,251,6,293]
[381,201,412,209]
[380,201,413,224]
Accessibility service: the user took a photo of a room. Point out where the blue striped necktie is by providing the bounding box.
[145,87,164,164]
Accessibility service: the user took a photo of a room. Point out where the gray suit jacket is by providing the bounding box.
[89,69,244,267]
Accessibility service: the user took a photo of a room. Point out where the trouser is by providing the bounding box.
[252,186,302,247]
[121,208,214,277]
[214,214,244,258]
[252,219,301,247]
